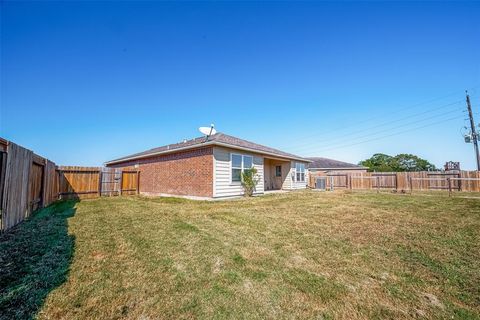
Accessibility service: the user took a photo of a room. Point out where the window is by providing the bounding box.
[275,165,282,177]
[295,162,305,182]
[231,154,253,182]
[231,154,242,182]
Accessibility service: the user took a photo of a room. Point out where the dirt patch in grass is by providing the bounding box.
[1,191,479,319]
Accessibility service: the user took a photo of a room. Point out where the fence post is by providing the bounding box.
[56,170,60,200]
[119,171,123,196]
[41,160,47,209]
[98,170,102,198]
[376,176,380,193]
[447,178,452,197]
[409,176,413,195]
[136,171,140,195]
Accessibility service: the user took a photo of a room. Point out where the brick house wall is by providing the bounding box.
[107,147,213,197]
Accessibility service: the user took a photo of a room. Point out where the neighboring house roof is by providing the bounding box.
[105,133,310,165]
[306,157,367,170]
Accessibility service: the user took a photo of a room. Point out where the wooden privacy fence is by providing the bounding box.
[309,170,480,193]
[0,138,140,232]
[58,166,140,199]
[0,140,59,231]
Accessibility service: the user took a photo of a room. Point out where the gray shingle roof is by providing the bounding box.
[106,133,309,164]
[306,157,367,170]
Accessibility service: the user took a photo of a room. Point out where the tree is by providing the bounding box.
[241,167,260,197]
[390,154,436,172]
[358,153,395,172]
[359,153,436,172]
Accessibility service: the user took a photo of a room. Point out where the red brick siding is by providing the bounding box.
[108,147,213,197]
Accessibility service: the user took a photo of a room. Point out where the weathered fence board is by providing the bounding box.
[1,142,33,230]
[43,160,58,206]
[28,162,44,212]
[0,146,7,222]
[100,168,122,196]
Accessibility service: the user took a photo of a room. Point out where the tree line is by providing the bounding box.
[359,153,437,172]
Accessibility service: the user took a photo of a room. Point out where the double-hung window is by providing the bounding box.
[231,154,253,182]
[295,162,305,182]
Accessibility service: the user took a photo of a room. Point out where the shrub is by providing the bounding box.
[241,167,259,197]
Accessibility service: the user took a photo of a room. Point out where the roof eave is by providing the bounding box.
[105,141,310,165]
[212,141,311,162]
[104,141,217,165]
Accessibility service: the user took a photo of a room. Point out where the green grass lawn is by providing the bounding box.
[1,190,479,319]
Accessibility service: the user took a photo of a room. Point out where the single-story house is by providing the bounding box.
[306,157,368,174]
[105,133,310,198]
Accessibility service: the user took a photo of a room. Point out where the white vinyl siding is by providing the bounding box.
[213,147,307,196]
[213,147,264,197]
[283,161,308,190]
[281,162,293,189]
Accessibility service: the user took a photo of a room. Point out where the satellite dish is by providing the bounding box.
[199,124,217,137]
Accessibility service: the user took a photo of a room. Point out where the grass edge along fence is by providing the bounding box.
[0,138,139,232]
[308,170,480,194]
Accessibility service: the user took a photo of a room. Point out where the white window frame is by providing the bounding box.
[230,153,253,184]
[294,162,305,182]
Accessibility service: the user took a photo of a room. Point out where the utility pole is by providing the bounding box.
[466,91,480,171]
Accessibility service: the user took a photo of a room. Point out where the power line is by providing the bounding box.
[301,115,463,154]
[279,87,478,145]
[288,100,463,151]
[289,107,463,153]
[288,110,458,150]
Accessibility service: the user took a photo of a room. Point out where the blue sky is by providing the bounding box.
[1,1,479,168]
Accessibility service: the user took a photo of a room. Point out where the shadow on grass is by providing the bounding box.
[0,200,77,320]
